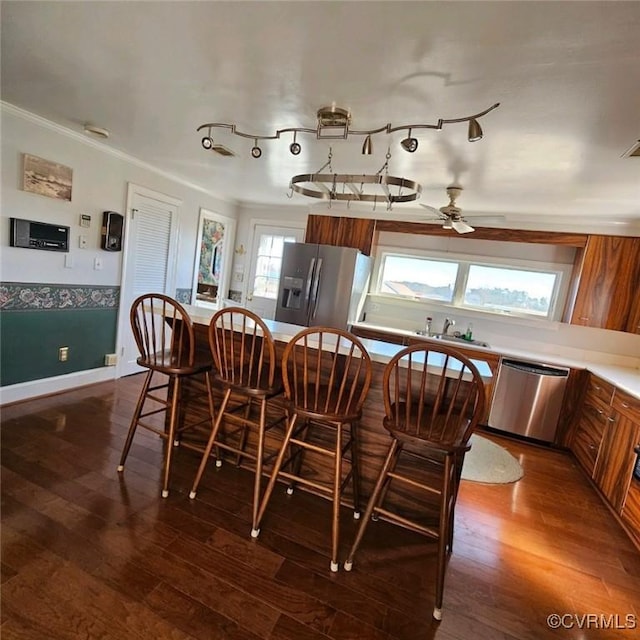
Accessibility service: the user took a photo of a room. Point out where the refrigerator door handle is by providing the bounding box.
[305,258,317,310]
[309,258,323,321]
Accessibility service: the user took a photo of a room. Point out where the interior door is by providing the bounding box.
[116,184,180,377]
[244,222,305,319]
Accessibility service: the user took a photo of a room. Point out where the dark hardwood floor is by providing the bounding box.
[2,375,639,639]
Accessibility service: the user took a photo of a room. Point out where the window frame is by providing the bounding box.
[372,246,572,322]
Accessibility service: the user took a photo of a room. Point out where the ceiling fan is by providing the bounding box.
[418,185,503,234]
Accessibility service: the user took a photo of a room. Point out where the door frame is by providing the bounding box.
[115,182,181,378]
[243,218,306,317]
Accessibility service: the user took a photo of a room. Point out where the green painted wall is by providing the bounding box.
[0,283,120,387]
[1,308,118,386]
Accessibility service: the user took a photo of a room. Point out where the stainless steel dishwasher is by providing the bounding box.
[488,358,569,443]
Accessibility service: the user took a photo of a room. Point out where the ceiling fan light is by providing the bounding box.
[468,119,483,142]
[362,135,373,155]
[451,219,475,234]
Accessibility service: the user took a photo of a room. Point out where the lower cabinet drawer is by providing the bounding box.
[612,388,640,423]
[572,398,608,475]
[572,423,605,476]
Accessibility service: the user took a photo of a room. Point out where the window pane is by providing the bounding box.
[464,265,556,316]
[252,233,298,300]
[379,256,458,302]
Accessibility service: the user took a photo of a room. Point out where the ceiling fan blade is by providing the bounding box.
[451,219,475,234]
[419,203,441,216]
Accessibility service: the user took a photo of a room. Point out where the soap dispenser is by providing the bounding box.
[425,316,433,336]
[465,323,473,340]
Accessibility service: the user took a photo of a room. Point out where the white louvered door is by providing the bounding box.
[116,184,181,377]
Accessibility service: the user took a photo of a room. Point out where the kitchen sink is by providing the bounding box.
[415,331,491,349]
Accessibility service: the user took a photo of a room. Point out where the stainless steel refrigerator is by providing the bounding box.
[275,243,372,329]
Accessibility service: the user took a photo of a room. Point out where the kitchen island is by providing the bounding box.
[181,304,494,508]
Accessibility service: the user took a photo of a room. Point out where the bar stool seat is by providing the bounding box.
[117,293,214,498]
[343,343,486,621]
[252,326,372,572]
[189,307,285,535]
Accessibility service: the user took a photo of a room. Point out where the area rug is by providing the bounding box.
[461,434,524,484]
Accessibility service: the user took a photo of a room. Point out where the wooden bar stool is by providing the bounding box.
[189,307,285,535]
[252,327,372,572]
[117,293,214,498]
[343,343,486,620]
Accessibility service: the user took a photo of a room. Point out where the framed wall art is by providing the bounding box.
[191,208,236,307]
[22,153,73,201]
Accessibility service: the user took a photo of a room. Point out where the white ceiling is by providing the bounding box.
[2,1,639,231]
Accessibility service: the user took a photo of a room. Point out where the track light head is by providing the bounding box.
[400,135,418,153]
[201,136,214,150]
[467,119,483,142]
[251,139,262,158]
[289,141,301,155]
[362,135,373,155]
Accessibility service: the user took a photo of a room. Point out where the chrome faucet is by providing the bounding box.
[442,318,455,335]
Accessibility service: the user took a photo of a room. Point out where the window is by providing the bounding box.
[375,250,566,320]
[252,233,297,299]
[463,264,557,316]
[379,255,459,302]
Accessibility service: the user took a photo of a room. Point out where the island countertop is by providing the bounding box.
[182,304,639,399]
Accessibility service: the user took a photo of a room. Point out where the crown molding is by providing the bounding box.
[1,101,232,202]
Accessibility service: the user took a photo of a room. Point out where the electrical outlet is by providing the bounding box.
[104,353,117,366]
[79,235,88,249]
[58,346,69,362]
[94,257,103,270]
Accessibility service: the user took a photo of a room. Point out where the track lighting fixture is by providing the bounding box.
[251,139,262,158]
[467,118,483,142]
[400,130,418,153]
[201,136,214,150]
[289,132,301,155]
[197,102,499,156]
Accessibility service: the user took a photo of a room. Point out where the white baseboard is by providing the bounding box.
[0,367,117,406]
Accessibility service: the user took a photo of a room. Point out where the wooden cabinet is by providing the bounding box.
[625,293,640,335]
[569,235,640,332]
[622,479,640,549]
[573,374,640,535]
[602,389,640,505]
[305,215,376,255]
[571,375,613,476]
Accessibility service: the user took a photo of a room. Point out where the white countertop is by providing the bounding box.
[183,305,640,399]
[351,322,640,399]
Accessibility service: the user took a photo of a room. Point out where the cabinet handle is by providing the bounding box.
[607,416,616,423]
[593,385,601,391]
[621,401,630,408]
[579,316,589,321]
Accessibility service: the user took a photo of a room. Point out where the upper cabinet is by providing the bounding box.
[568,235,640,333]
[305,215,375,255]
